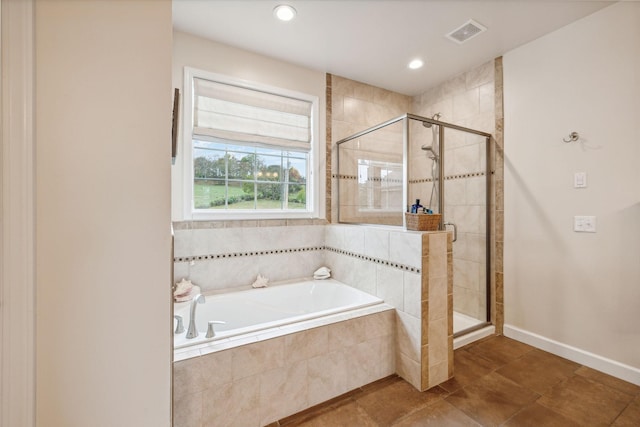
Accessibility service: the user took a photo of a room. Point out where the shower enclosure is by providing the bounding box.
[336,113,492,337]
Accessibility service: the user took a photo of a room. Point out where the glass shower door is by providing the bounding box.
[442,127,490,335]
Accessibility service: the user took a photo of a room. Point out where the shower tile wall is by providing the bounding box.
[412,60,496,323]
[327,64,503,330]
[330,75,412,223]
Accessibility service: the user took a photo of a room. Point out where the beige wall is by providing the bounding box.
[35,1,172,425]
[172,31,327,222]
[504,2,640,376]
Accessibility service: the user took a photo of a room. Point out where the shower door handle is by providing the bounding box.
[444,222,457,242]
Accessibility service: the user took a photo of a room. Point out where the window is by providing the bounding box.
[183,68,319,219]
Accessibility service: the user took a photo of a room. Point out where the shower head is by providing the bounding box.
[422,112,442,128]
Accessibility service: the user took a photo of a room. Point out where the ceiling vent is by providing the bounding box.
[446,19,487,44]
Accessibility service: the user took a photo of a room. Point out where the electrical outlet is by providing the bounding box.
[574,215,596,232]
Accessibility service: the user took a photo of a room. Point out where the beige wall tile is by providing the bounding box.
[346,338,383,390]
[328,316,367,351]
[202,375,260,427]
[428,276,448,321]
[173,350,233,397]
[443,74,467,98]
[232,338,284,380]
[422,233,430,257]
[259,360,309,426]
[362,310,395,341]
[332,75,356,98]
[453,88,480,121]
[396,351,421,391]
[448,293,454,336]
[428,360,449,388]
[403,272,422,318]
[428,317,448,364]
[396,310,421,361]
[421,344,430,391]
[421,301,429,346]
[479,82,495,113]
[307,350,348,407]
[389,231,422,269]
[380,333,396,377]
[376,265,404,310]
[428,251,447,280]
[285,327,329,365]
[465,60,495,89]
[173,390,202,427]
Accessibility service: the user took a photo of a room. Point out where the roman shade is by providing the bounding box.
[193,77,312,152]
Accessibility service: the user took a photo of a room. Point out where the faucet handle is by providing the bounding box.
[174,315,185,334]
[205,320,226,338]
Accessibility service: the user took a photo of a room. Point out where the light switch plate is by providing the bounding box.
[574,215,596,232]
[574,172,587,188]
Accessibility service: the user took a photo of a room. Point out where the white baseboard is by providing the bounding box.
[504,324,640,386]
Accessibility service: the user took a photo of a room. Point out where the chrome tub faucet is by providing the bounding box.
[186,294,205,339]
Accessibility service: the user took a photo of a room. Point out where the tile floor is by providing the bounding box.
[268,335,640,427]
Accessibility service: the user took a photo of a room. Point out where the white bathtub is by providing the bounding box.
[173,278,386,351]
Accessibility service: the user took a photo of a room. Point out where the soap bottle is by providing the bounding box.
[410,199,423,214]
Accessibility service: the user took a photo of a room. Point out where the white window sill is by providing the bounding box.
[189,210,320,222]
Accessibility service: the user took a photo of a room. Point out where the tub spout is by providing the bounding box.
[186,294,205,339]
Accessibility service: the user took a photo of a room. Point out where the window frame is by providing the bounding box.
[182,67,320,220]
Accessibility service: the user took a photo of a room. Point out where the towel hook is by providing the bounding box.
[563,132,580,143]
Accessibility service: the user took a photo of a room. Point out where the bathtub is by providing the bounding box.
[173,279,396,426]
[173,278,388,352]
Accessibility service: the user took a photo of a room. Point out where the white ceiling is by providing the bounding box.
[173,0,614,96]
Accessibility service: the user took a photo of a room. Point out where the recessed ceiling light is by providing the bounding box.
[408,59,424,70]
[273,4,297,22]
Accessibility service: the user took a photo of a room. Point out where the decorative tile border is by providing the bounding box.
[333,171,486,185]
[333,174,403,184]
[174,246,324,263]
[411,171,486,183]
[325,246,420,273]
[444,171,486,180]
[174,245,420,274]
[334,173,356,180]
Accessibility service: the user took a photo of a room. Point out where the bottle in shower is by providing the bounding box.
[410,199,423,214]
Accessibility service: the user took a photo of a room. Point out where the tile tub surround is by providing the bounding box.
[173,222,452,398]
[325,224,453,392]
[172,309,396,427]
